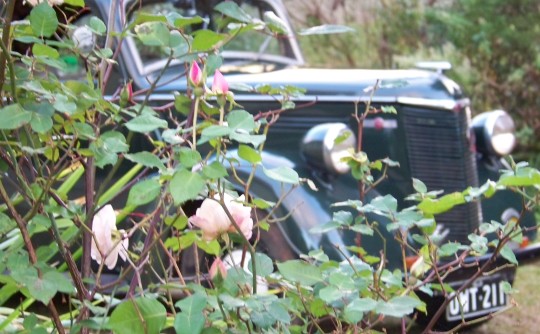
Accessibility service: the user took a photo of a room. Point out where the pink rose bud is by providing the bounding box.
[209,258,228,280]
[374,117,385,130]
[189,62,202,87]
[211,70,229,95]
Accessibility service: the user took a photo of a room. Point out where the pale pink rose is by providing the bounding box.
[226,195,253,240]
[189,194,253,241]
[189,62,202,87]
[24,0,64,6]
[189,197,233,241]
[209,258,228,280]
[91,205,129,270]
[211,70,228,94]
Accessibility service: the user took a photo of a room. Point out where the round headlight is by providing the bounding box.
[301,123,356,174]
[472,110,516,156]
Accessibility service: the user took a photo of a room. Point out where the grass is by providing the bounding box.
[466,263,540,334]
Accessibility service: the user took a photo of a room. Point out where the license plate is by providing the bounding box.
[446,278,508,322]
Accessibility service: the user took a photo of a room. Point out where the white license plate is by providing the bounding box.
[446,278,508,322]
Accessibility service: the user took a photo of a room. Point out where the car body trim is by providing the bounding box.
[138,93,469,110]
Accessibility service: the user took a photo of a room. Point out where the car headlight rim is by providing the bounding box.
[301,123,356,175]
[473,110,516,157]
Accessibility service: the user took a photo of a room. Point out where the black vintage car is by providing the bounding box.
[2,0,540,331]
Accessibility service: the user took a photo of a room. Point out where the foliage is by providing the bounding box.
[0,1,539,334]
[286,0,540,167]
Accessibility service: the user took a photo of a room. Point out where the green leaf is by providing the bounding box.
[229,132,266,147]
[412,178,427,193]
[27,276,57,304]
[169,170,205,205]
[73,122,96,140]
[299,24,355,36]
[202,161,228,179]
[32,44,59,59]
[468,234,488,255]
[125,152,166,170]
[134,21,170,46]
[174,94,192,115]
[196,239,220,255]
[498,167,540,187]
[43,270,75,294]
[53,94,77,114]
[109,298,166,334]
[310,221,341,234]
[0,104,32,129]
[262,166,299,185]
[0,212,15,234]
[200,125,231,140]
[28,102,54,133]
[350,224,374,235]
[30,3,58,38]
[173,15,207,28]
[89,131,129,168]
[318,286,346,303]
[238,144,261,164]
[64,0,85,7]
[192,30,226,51]
[125,114,168,133]
[89,16,107,35]
[438,242,462,257]
[375,296,423,318]
[174,293,207,334]
[367,194,398,214]
[344,297,377,323]
[179,148,202,169]
[277,260,323,286]
[248,253,274,277]
[500,244,518,265]
[228,109,255,131]
[214,2,252,23]
[417,192,466,215]
[127,179,161,207]
[263,11,288,34]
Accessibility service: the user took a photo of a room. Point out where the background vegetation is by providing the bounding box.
[285,0,540,167]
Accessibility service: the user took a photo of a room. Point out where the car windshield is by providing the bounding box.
[125,0,303,75]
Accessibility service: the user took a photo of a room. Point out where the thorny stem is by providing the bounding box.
[0,0,15,104]
[127,206,163,296]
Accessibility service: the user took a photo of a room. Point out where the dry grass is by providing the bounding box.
[466,263,540,334]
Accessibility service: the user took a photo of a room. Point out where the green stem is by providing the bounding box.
[192,97,200,150]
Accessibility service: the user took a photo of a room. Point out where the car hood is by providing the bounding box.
[153,67,464,101]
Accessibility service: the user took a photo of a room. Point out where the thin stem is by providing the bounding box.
[192,97,200,150]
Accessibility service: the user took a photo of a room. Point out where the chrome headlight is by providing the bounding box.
[472,110,516,156]
[301,123,356,174]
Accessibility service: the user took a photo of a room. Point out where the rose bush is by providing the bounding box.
[0,1,538,334]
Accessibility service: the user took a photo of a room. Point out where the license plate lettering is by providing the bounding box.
[446,280,507,321]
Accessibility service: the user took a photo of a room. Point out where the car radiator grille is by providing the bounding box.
[403,107,481,244]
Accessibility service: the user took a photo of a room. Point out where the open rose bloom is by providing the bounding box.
[91,205,129,270]
[189,194,253,241]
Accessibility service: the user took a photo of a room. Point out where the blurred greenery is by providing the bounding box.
[286,0,540,167]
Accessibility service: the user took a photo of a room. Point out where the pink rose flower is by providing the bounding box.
[209,258,228,280]
[211,70,228,95]
[90,205,129,270]
[189,194,253,241]
[189,62,202,87]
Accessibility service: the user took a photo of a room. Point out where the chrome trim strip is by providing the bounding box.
[138,93,467,110]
